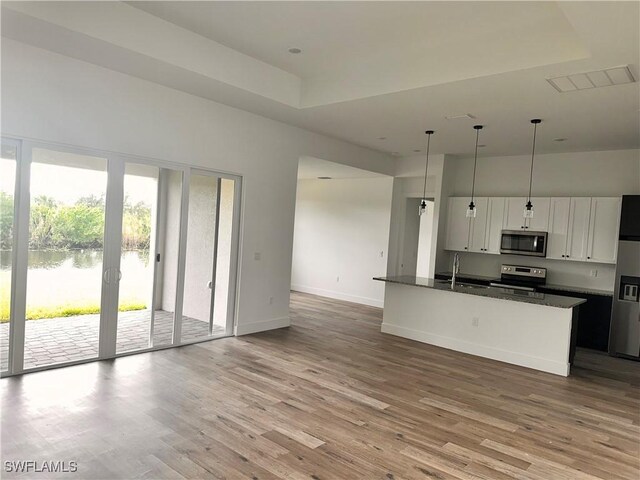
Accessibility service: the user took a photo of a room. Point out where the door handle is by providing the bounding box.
[103,269,111,284]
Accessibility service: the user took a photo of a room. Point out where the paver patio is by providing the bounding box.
[0,310,226,371]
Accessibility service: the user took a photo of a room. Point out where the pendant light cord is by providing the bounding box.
[422,131,432,200]
[471,128,480,202]
[528,121,539,202]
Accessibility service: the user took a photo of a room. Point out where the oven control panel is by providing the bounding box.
[501,264,547,279]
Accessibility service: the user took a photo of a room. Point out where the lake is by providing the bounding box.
[0,249,152,310]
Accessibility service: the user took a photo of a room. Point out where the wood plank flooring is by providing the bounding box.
[1,291,638,479]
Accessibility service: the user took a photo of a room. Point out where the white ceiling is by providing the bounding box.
[2,1,639,160]
[128,1,589,107]
[298,156,386,180]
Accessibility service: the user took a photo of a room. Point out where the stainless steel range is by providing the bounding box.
[490,264,547,292]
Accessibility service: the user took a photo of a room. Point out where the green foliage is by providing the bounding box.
[123,196,152,250]
[0,298,147,322]
[14,194,152,250]
[0,191,14,249]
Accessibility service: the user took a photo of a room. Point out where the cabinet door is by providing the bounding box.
[469,197,489,253]
[547,198,570,260]
[526,197,550,231]
[445,197,471,251]
[566,197,591,261]
[503,197,527,230]
[587,197,621,264]
[485,197,506,254]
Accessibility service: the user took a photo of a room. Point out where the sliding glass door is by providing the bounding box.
[1,138,241,376]
[181,172,239,342]
[0,142,18,373]
[24,148,108,369]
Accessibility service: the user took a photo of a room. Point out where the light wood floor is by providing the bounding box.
[1,291,639,479]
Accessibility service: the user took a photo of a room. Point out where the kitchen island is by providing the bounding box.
[374,276,586,376]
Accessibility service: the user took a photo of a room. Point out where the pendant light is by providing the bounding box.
[466,125,483,218]
[524,119,542,218]
[419,130,434,216]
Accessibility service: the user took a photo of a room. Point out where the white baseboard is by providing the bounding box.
[235,316,290,336]
[291,284,384,308]
[381,323,570,377]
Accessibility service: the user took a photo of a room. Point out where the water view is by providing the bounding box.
[0,249,152,321]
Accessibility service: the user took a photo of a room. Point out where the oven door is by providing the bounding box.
[500,230,547,257]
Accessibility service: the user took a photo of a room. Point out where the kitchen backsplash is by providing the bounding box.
[439,250,616,291]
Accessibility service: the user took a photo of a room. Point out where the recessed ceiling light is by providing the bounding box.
[378,137,387,140]
[288,47,302,54]
[553,138,567,142]
[317,176,331,180]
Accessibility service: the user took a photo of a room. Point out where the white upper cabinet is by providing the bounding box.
[526,197,550,231]
[444,196,621,263]
[503,197,527,230]
[468,197,489,253]
[566,197,592,261]
[547,197,571,260]
[587,197,621,263]
[504,197,549,231]
[485,197,506,254]
[445,197,471,251]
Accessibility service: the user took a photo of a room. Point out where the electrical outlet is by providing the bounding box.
[472,317,479,327]
[590,269,598,277]
[268,296,274,305]
[254,252,261,261]
[380,250,384,258]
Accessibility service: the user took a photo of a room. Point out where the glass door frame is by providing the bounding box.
[1,136,243,377]
[187,168,242,339]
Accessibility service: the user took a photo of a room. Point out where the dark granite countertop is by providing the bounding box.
[435,271,614,297]
[374,275,586,309]
[540,283,614,297]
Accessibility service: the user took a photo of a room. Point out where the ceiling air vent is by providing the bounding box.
[445,113,476,120]
[546,65,636,92]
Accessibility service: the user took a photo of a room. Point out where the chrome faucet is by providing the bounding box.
[451,253,460,289]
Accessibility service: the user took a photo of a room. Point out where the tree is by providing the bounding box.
[0,191,14,249]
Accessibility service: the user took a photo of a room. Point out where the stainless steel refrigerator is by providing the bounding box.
[609,195,640,359]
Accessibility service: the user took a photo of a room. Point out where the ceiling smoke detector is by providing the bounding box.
[445,113,476,120]
[546,65,636,92]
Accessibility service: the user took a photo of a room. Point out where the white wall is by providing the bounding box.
[1,39,394,335]
[291,177,393,307]
[387,154,447,279]
[416,200,435,277]
[436,149,640,290]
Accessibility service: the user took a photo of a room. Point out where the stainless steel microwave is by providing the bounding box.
[500,230,548,257]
